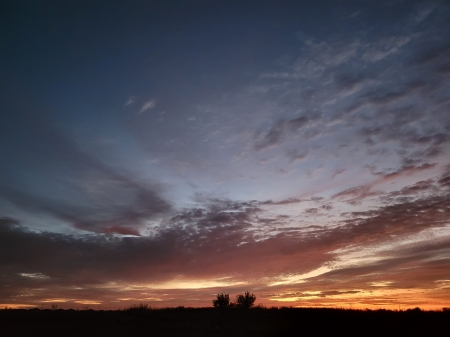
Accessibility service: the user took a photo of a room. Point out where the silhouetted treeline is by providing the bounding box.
[1,307,449,336]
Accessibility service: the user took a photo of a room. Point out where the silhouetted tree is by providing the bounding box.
[236,291,256,309]
[213,293,230,308]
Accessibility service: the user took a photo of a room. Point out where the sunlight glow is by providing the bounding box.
[269,266,331,286]
[19,273,50,279]
[41,298,71,303]
[0,304,36,309]
[74,300,102,305]
[145,278,246,290]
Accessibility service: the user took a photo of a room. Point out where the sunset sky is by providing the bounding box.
[1,0,450,310]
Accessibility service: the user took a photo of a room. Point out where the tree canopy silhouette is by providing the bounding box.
[212,293,230,308]
[236,291,256,309]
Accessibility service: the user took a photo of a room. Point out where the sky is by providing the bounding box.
[1,0,450,310]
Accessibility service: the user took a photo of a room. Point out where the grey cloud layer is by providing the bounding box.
[1,169,449,305]
[0,90,171,235]
[244,2,450,172]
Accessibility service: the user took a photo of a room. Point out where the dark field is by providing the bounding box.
[1,307,449,337]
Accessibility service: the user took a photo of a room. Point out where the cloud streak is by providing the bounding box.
[139,99,156,114]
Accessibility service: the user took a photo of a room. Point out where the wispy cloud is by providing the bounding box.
[139,99,156,114]
[124,96,136,106]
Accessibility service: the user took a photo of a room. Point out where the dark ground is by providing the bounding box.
[1,307,449,337]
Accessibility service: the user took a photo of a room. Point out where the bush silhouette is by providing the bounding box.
[213,293,230,308]
[236,291,256,309]
[125,303,150,311]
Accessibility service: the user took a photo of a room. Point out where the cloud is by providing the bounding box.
[410,3,436,24]
[362,36,411,62]
[0,173,171,235]
[1,177,450,308]
[0,140,172,232]
[331,163,437,205]
[370,163,437,180]
[346,81,426,117]
[438,175,450,188]
[415,45,450,66]
[0,201,263,290]
[320,235,450,290]
[332,185,380,202]
[259,198,304,206]
[292,37,360,78]
[285,149,308,163]
[139,99,156,114]
[250,18,450,173]
[387,179,436,197]
[304,208,319,214]
[0,92,171,235]
[255,113,320,151]
[254,120,285,151]
[0,217,19,227]
[339,192,450,242]
[124,96,136,106]
[333,72,370,95]
[88,225,141,236]
[332,168,346,179]
[437,63,450,75]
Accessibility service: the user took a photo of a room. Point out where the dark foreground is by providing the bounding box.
[1,307,449,337]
